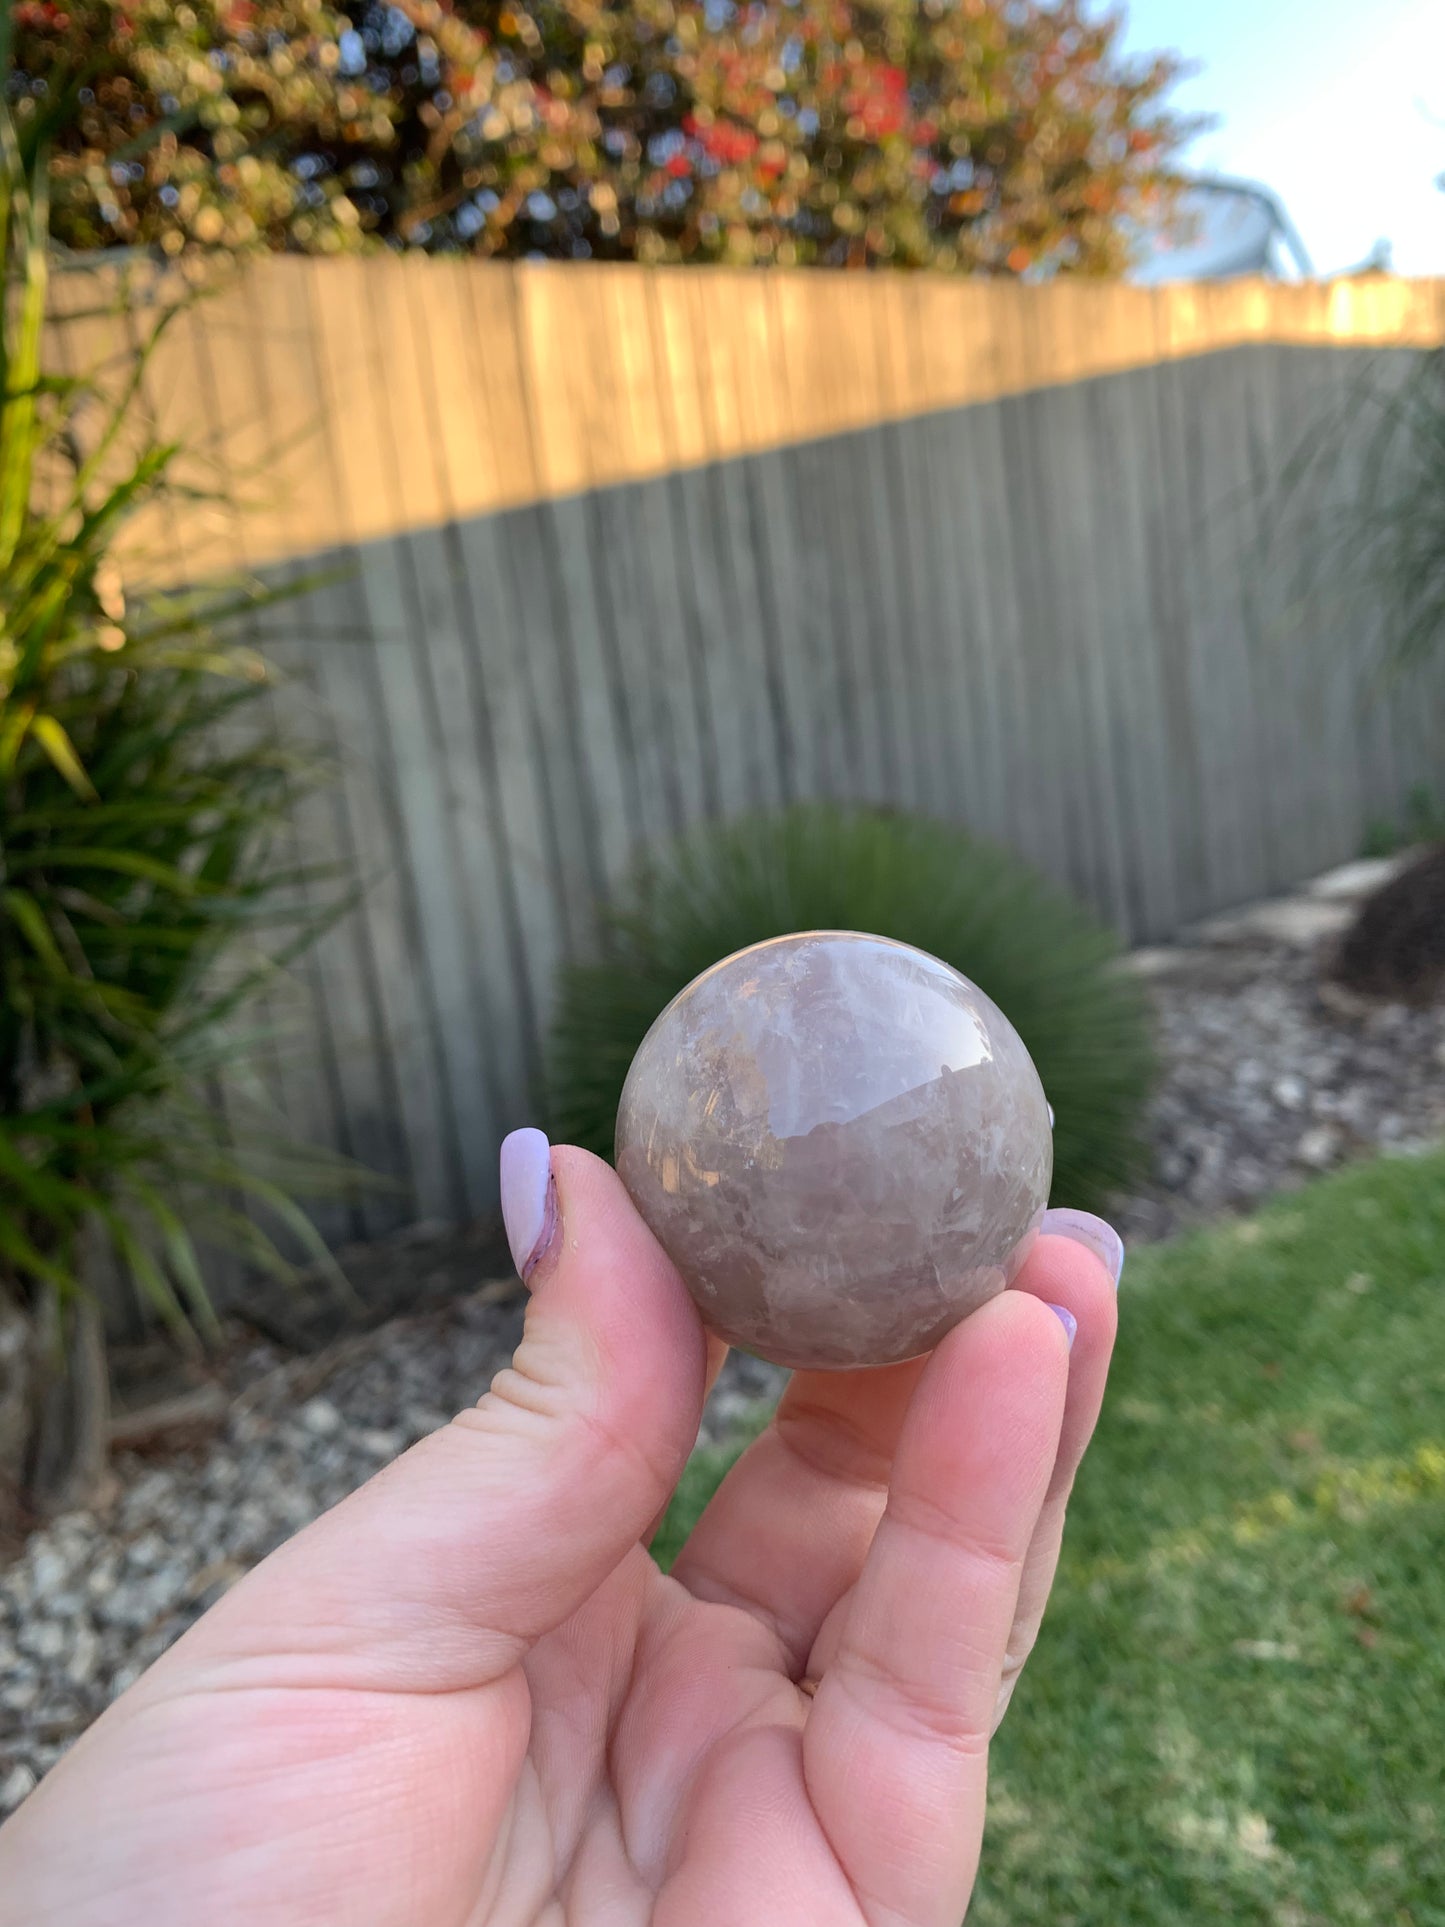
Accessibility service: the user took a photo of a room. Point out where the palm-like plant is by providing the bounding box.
[1,99,353,1513]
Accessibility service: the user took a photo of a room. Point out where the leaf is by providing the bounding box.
[129,1183,220,1338]
[2,847,201,892]
[0,1210,78,1296]
[71,441,176,548]
[0,110,48,573]
[227,1170,356,1299]
[28,713,99,800]
[0,697,36,775]
[108,105,205,167]
[1,886,71,980]
[0,1124,86,1202]
[107,1213,199,1349]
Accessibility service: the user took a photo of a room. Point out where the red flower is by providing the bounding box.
[842,58,911,139]
[692,120,758,165]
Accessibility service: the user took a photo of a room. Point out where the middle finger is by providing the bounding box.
[670,1228,1114,1673]
[669,1351,929,1670]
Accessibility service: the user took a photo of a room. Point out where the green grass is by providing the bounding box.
[1360,782,1445,859]
[655,1150,1445,1926]
[650,1409,771,1572]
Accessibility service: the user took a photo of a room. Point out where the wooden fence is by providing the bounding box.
[50,260,1445,1236]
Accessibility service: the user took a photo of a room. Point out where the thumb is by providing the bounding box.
[146,1139,708,1698]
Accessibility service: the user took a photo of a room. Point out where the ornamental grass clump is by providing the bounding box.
[547,802,1155,1214]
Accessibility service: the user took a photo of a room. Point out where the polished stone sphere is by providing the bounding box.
[614,931,1052,1370]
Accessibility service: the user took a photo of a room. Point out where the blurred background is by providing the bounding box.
[1,1,1443,1917]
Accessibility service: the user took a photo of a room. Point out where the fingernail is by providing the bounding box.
[500,1127,559,1280]
[1047,1303,1077,1350]
[1040,1208,1125,1287]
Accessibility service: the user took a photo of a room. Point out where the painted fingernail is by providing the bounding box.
[1040,1208,1125,1287]
[1047,1303,1078,1350]
[500,1127,559,1280]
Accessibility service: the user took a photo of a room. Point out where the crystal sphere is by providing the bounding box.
[614,931,1052,1371]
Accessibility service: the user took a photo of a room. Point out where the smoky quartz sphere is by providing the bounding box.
[614,932,1053,1371]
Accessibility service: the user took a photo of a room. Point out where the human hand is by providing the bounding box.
[0,1141,1120,1926]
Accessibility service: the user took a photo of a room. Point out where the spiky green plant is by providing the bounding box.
[1276,344,1445,679]
[0,95,354,1362]
[1277,345,1445,991]
[546,804,1156,1212]
[1349,346,1445,673]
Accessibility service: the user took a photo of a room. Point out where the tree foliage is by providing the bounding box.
[10,0,1202,271]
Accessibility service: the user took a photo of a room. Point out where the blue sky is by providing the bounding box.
[1119,0,1445,277]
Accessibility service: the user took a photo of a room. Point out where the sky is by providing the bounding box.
[1118,0,1445,278]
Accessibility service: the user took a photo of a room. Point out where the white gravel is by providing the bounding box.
[0,1291,784,1814]
[1118,874,1445,1244]
[3,857,1443,1818]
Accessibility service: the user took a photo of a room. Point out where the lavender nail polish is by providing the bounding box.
[1047,1303,1078,1350]
[500,1127,558,1280]
[1040,1208,1125,1286]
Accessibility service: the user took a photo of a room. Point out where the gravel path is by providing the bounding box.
[1117,889,1445,1244]
[4,856,1443,1817]
[0,1291,783,1814]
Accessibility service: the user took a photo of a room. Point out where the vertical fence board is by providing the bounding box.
[187,279,359,1250]
[646,277,760,820]
[849,282,921,806]
[1030,368,1134,928]
[1144,345,1217,920]
[402,262,547,1142]
[454,267,586,1082]
[588,271,714,840]
[1016,288,1115,908]
[1178,349,1271,909]
[301,256,471,1223]
[242,263,411,1238]
[911,284,1006,841]
[867,275,939,813]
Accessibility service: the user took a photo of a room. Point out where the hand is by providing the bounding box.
[0,1146,1119,1926]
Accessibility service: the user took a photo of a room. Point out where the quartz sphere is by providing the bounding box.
[614,931,1052,1371]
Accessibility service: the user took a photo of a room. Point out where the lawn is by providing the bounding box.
[652,1149,1445,1926]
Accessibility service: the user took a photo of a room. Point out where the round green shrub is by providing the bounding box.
[545,804,1156,1212]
